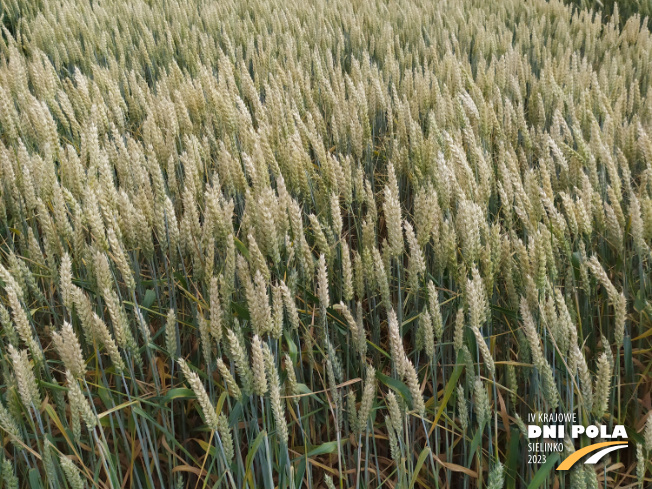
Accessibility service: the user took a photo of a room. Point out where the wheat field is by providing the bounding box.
[0,0,651,487]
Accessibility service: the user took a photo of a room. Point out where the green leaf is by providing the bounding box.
[632,325,652,341]
[366,339,391,360]
[233,237,250,260]
[228,402,244,425]
[143,289,157,310]
[376,371,413,405]
[231,301,250,321]
[401,312,421,329]
[466,421,485,466]
[284,330,298,362]
[306,440,344,458]
[571,252,582,280]
[161,388,195,404]
[429,359,464,435]
[96,382,113,411]
[245,430,267,483]
[634,290,648,313]
[624,334,634,384]
[293,383,324,404]
[38,380,68,391]
[489,304,519,320]
[28,468,43,489]
[196,438,217,457]
[294,458,306,489]
[173,271,188,290]
[526,452,559,489]
[505,427,521,489]
[408,447,430,489]
[216,391,227,414]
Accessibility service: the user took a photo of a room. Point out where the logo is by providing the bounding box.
[556,441,628,470]
[526,412,628,471]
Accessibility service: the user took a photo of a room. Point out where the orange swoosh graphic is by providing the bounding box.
[557,441,628,471]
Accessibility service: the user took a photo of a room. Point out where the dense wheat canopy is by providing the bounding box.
[0,0,651,487]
